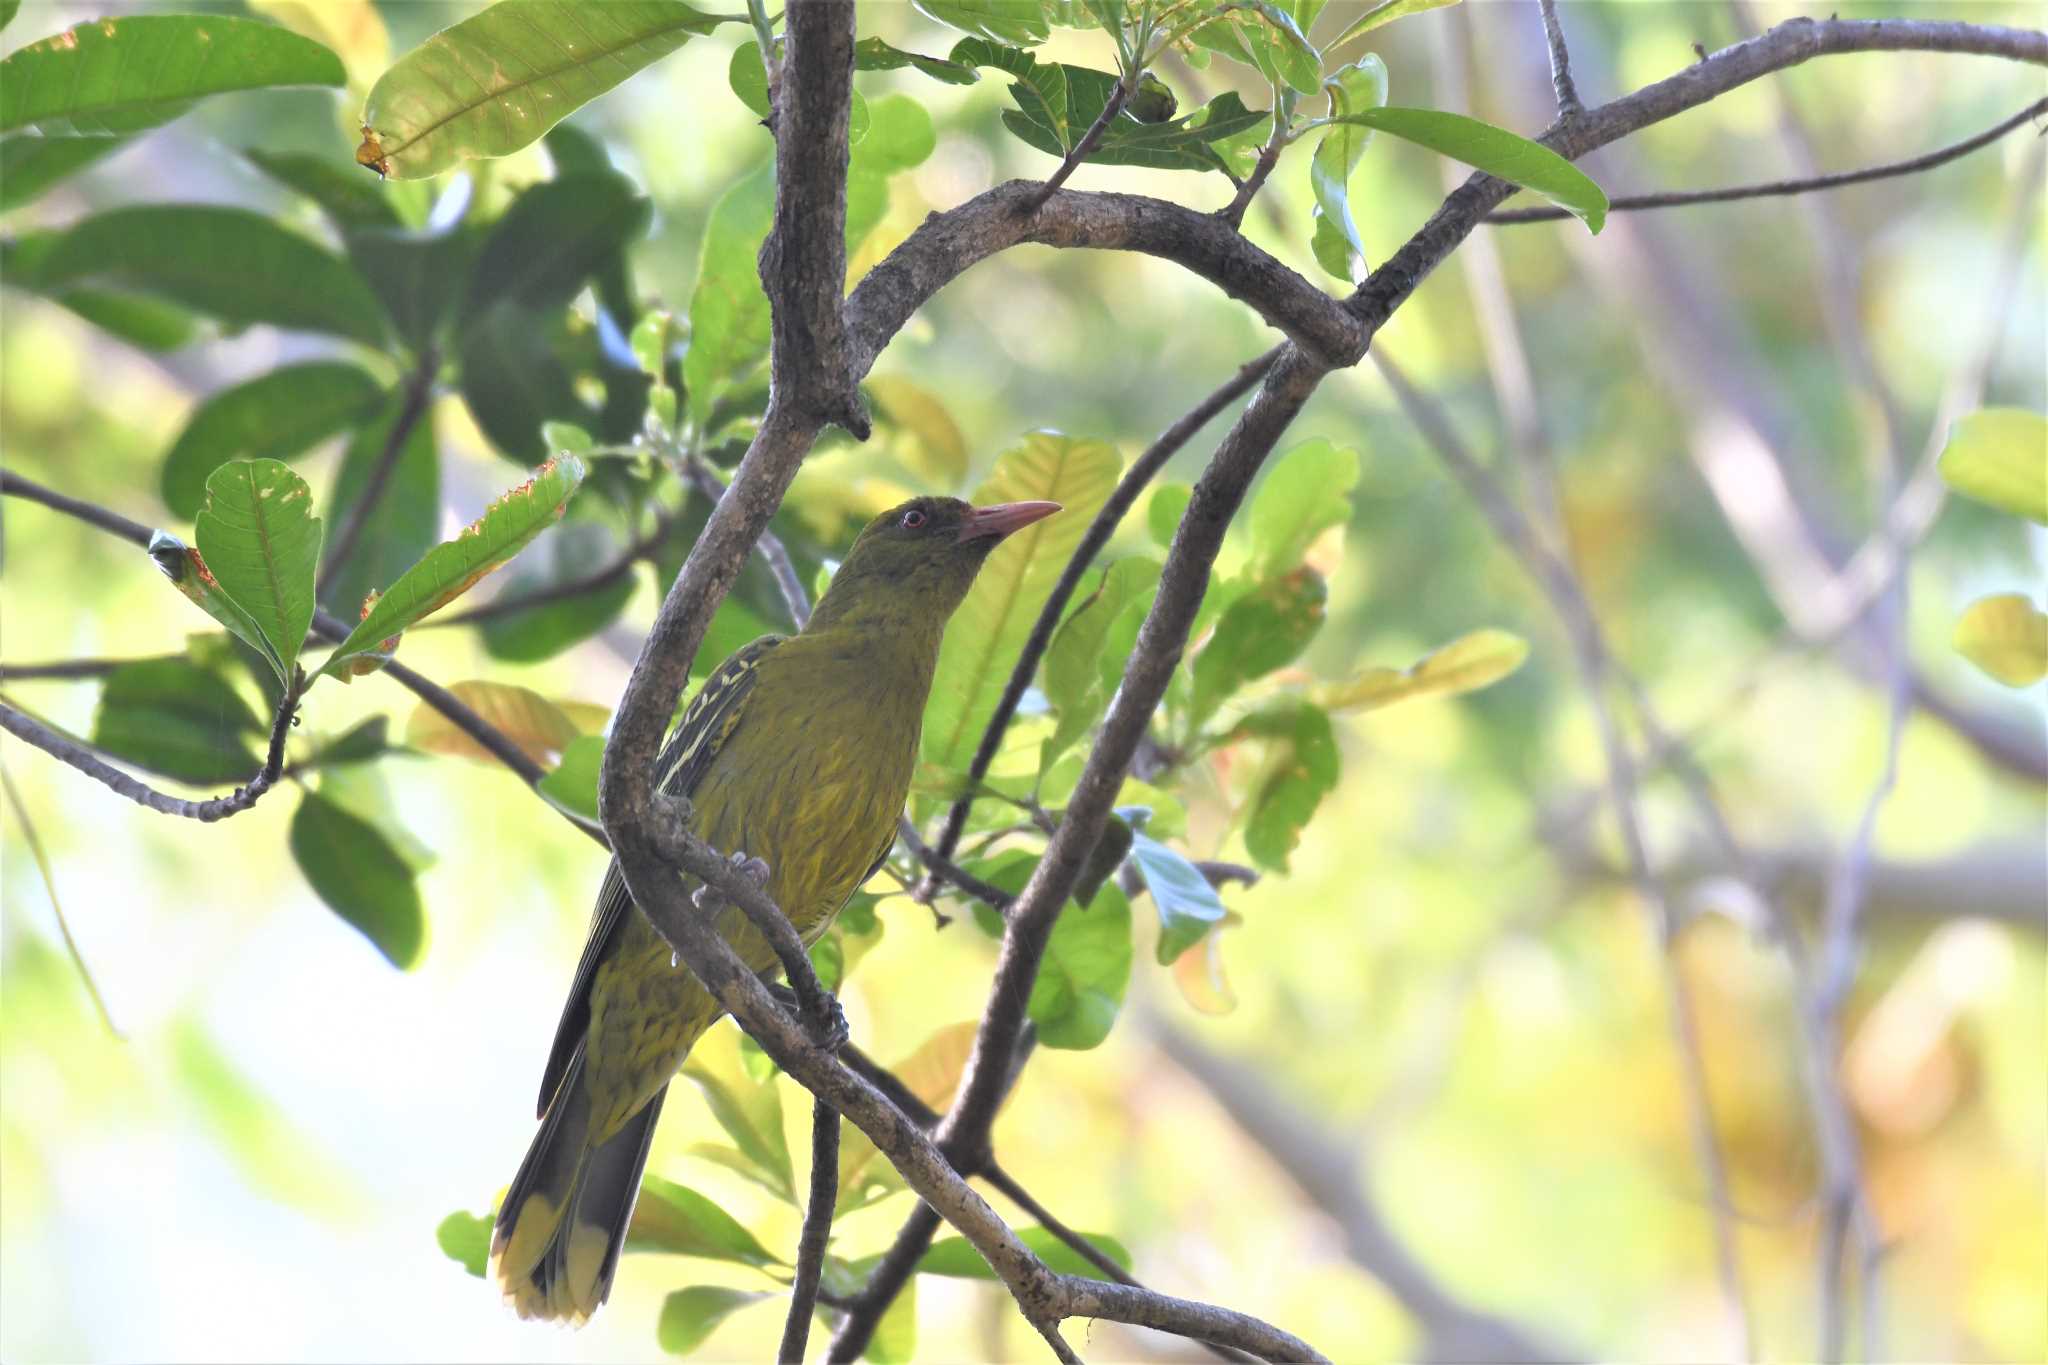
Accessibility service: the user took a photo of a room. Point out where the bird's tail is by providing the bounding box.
[491,1047,668,1324]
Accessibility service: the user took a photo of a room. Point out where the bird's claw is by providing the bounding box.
[693,850,771,912]
[804,990,850,1055]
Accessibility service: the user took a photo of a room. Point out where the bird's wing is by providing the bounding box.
[534,635,786,1117]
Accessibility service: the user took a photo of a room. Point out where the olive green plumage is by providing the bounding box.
[491,494,1059,1323]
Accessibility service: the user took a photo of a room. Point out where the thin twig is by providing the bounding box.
[0,657,155,682]
[924,346,1282,876]
[0,759,122,1036]
[1216,129,1286,230]
[897,816,1013,915]
[1024,79,1130,213]
[679,456,814,630]
[1537,0,1584,118]
[780,1095,840,1364]
[317,351,438,605]
[2,469,153,546]
[1488,96,2048,222]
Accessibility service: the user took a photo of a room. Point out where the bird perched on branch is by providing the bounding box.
[492,495,1061,1323]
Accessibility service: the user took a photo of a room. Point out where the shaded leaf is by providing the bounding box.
[462,172,652,320]
[867,375,968,488]
[161,362,382,519]
[537,733,604,821]
[407,681,588,765]
[1308,57,1387,282]
[358,0,739,179]
[1171,911,1242,1015]
[1937,407,2047,524]
[25,205,388,345]
[919,1225,1131,1281]
[456,311,592,462]
[684,166,775,431]
[925,432,1120,776]
[0,14,343,136]
[51,288,199,351]
[1236,702,1339,872]
[627,1174,784,1268]
[480,519,637,662]
[436,1210,491,1277]
[244,147,399,227]
[194,459,324,679]
[289,789,425,968]
[1190,567,1327,725]
[302,715,392,771]
[318,454,586,679]
[656,1285,771,1356]
[1249,438,1360,575]
[92,659,262,786]
[1315,627,1530,712]
[1328,107,1606,232]
[1128,830,1226,964]
[914,0,1051,46]
[1954,593,2048,688]
[1033,881,1133,1050]
[321,397,440,615]
[346,219,481,353]
[0,135,123,211]
[682,1029,794,1203]
[855,36,979,85]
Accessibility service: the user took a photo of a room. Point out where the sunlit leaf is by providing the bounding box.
[407,681,587,766]
[855,36,979,85]
[1937,407,2047,524]
[1190,566,1327,725]
[925,432,1121,776]
[1236,701,1339,872]
[836,1022,978,1215]
[289,789,425,967]
[656,1285,772,1356]
[1327,107,1606,233]
[1032,882,1133,1050]
[1042,557,1161,771]
[914,0,1051,46]
[1171,910,1242,1015]
[357,0,739,179]
[682,1029,793,1203]
[147,532,286,683]
[161,363,382,519]
[866,1276,917,1365]
[627,1175,784,1268]
[918,1225,1131,1281]
[536,733,604,821]
[1148,482,1191,548]
[1128,830,1227,964]
[246,0,389,94]
[684,166,775,431]
[1325,0,1460,52]
[0,14,343,136]
[91,659,263,786]
[867,375,969,488]
[319,455,586,679]
[194,459,324,680]
[1249,438,1360,575]
[1308,57,1387,282]
[435,1209,491,1277]
[1953,593,2048,688]
[1315,627,1531,712]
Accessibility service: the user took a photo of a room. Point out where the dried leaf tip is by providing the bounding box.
[355,124,391,178]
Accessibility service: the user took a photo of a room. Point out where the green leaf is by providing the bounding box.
[855,36,979,85]
[1328,107,1606,233]
[346,220,481,353]
[1032,881,1132,1050]
[92,659,263,786]
[684,165,775,431]
[194,459,324,680]
[51,288,199,351]
[321,397,440,616]
[0,1,18,32]
[867,375,969,488]
[865,1274,917,1365]
[1042,557,1160,771]
[1237,701,1339,872]
[1190,566,1327,725]
[1326,0,1460,52]
[243,148,400,228]
[0,135,123,212]
[1315,627,1530,712]
[462,172,652,321]
[924,432,1121,777]
[1249,438,1360,574]
[1128,830,1227,964]
[537,733,604,821]
[26,205,389,345]
[1937,407,2047,524]
[918,1225,1131,1281]
[319,455,587,680]
[1148,482,1191,548]
[147,531,287,681]
[0,14,343,136]
[357,0,739,179]
[1308,57,1387,283]
[658,1285,773,1355]
[290,790,425,967]
[914,0,1051,46]
[301,715,393,771]
[682,1031,794,1203]
[1237,1,1321,95]
[161,362,383,519]
[170,1017,354,1211]
[480,520,637,662]
[436,1210,491,1277]
[627,1174,785,1267]
[456,310,591,462]
[1953,593,2048,688]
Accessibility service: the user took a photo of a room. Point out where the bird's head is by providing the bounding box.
[807,496,1062,635]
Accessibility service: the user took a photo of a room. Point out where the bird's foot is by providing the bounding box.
[803,989,850,1055]
[729,850,771,889]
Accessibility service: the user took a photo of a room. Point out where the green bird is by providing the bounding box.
[492,494,1061,1323]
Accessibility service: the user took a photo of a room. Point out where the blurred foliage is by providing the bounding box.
[1,1,2043,1362]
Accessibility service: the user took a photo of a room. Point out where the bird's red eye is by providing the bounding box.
[900,509,928,531]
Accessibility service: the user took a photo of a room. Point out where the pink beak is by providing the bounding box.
[957,500,1061,544]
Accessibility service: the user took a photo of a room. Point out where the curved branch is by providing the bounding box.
[1488,96,2048,223]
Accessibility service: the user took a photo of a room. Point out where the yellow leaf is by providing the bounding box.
[405,681,581,765]
[1937,408,2048,525]
[1316,627,1530,713]
[836,1023,981,1214]
[1954,593,2048,688]
[247,0,388,95]
[867,374,967,489]
[1171,911,1242,1015]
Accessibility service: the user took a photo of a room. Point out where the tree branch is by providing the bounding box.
[679,455,814,630]
[1488,95,2048,222]
[1024,77,1129,212]
[0,656,153,682]
[2,468,153,546]
[427,506,670,629]
[780,1096,839,1365]
[317,352,437,606]
[1536,0,1584,119]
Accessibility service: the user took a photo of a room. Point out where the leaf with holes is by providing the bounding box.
[356,0,739,179]
[318,455,585,680]
[924,432,1120,778]
[1315,628,1530,712]
[855,36,978,85]
[0,14,343,136]
[194,459,324,680]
